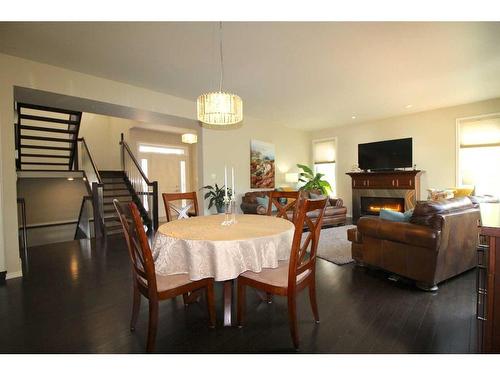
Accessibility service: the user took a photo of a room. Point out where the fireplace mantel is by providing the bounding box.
[346,170,423,222]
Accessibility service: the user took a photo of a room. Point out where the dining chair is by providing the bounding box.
[113,199,216,353]
[237,197,328,350]
[162,191,199,222]
[266,190,301,222]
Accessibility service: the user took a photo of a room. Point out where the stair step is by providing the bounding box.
[19,125,77,134]
[18,102,82,116]
[20,135,76,143]
[21,162,69,166]
[103,190,130,196]
[20,153,70,159]
[103,184,128,189]
[20,145,73,151]
[19,114,80,125]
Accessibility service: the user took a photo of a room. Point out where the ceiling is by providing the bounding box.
[1,22,500,130]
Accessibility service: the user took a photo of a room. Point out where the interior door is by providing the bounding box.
[139,147,189,220]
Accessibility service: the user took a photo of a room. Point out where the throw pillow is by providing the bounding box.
[309,192,325,199]
[256,196,277,212]
[427,188,455,201]
[379,208,413,222]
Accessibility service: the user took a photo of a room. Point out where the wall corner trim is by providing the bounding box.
[6,270,23,280]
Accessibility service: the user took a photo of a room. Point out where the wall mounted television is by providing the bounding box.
[358,137,413,171]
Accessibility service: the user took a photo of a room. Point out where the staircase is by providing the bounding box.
[15,103,82,171]
[100,170,152,236]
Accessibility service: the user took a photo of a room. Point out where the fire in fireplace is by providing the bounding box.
[360,196,405,216]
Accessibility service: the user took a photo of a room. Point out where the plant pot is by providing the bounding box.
[216,205,225,214]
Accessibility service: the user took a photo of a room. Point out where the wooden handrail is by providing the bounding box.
[77,137,102,183]
[120,139,152,185]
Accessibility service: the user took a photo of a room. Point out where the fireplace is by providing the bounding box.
[360,196,405,216]
[346,170,423,222]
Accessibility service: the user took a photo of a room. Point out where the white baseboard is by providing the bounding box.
[6,270,23,280]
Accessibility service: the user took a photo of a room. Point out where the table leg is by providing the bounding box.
[223,280,234,327]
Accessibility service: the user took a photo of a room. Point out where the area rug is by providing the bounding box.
[303,224,357,265]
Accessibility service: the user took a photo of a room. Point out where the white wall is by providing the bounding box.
[0,53,311,278]
[202,120,311,214]
[17,177,88,246]
[310,97,500,216]
[79,113,135,170]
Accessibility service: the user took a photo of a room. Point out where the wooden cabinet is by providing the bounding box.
[477,203,500,353]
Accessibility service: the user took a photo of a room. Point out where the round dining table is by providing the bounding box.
[152,214,295,326]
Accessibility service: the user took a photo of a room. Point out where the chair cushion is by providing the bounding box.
[239,261,311,288]
[139,273,193,292]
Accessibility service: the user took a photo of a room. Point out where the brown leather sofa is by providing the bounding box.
[347,197,481,291]
[240,190,347,227]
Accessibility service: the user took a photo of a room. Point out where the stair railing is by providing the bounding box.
[17,198,29,273]
[120,133,159,232]
[75,138,106,238]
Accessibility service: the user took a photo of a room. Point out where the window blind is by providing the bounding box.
[313,139,336,164]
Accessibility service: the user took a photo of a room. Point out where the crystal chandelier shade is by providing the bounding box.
[197,91,243,126]
[197,22,243,127]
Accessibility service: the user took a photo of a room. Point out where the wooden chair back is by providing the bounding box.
[288,197,328,289]
[114,199,158,293]
[266,191,301,222]
[162,192,199,222]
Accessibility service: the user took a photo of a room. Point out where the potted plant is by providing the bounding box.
[202,184,232,213]
[296,164,332,195]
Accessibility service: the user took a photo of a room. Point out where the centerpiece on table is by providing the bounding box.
[203,166,238,225]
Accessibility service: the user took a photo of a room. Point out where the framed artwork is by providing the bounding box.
[250,140,275,188]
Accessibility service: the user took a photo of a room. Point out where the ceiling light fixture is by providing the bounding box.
[181,133,198,144]
[405,104,413,109]
[351,115,356,119]
[197,22,243,127]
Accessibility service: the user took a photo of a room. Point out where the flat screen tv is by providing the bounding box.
[358,138,412,171]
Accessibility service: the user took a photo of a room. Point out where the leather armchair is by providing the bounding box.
[348,197,481,291]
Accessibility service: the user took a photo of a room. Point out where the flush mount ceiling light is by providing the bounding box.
[197,22,243,128]
[181,133,198,144]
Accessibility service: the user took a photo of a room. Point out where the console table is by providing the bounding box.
[477,203,500,353]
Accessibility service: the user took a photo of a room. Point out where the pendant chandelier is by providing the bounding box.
[197,22,243,127]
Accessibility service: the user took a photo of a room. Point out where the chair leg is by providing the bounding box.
[237,281,246,328]
[130,284,141,331]
[266,292,273,304]
[182,293,189,306]
[308,280,320,323]
[287,294,299,350]
[206,282,216,328]
[146,299,159,353]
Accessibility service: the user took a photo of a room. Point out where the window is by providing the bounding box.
[138,144,185,155]
[458,114,500,196]
[312,138,336,197]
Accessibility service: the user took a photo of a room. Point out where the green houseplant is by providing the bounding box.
[202,184,232,213]
[297,164,332,195]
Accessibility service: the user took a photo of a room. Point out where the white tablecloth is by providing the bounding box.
[152,214,295,281]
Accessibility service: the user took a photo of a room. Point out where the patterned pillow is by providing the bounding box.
[427,188,454,201]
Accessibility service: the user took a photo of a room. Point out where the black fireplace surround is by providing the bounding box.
[360,196,405,216]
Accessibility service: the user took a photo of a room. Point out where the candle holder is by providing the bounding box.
[221,195,232,226]
[230,197,237,224]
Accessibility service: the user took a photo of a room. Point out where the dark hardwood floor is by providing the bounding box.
[0,234,478,353]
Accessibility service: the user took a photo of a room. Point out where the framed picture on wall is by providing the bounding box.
[250,140,275,189]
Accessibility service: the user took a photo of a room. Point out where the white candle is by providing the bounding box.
[224,166,228,198]
[231,167,235,199]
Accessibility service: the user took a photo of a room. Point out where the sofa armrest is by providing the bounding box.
[357,216,441,250]
[240,202,266,215]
